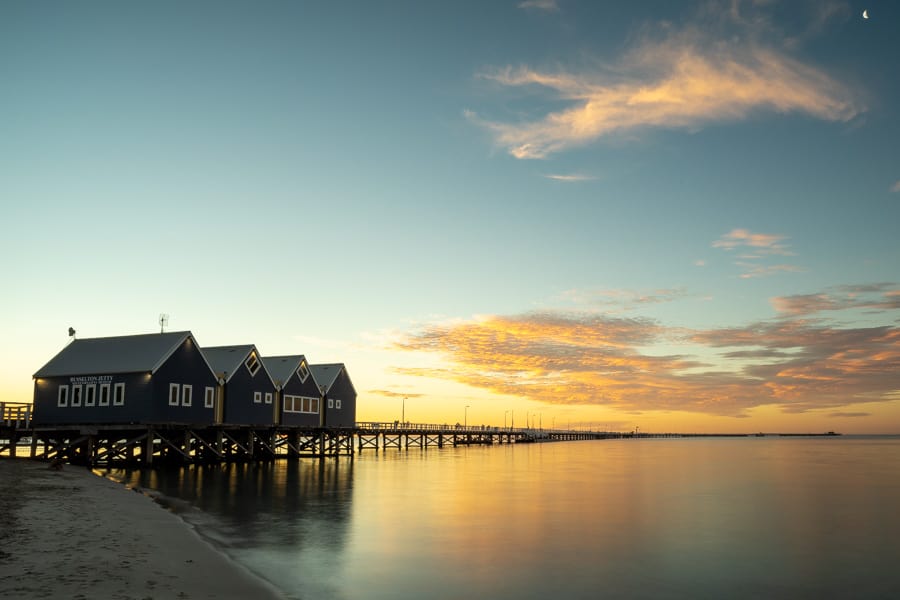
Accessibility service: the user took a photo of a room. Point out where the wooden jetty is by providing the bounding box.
[2,403,841,467]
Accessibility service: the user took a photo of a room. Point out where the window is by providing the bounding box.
[58,385,69,407]
[113,383,125,406]
[245,353,261,376]
[204,387,215,408]
[283,395,320,414]
[169,383,180,406]
[328,398,334,409]
[297,361,309,383]
[182,385,193,407]
[253,391,262,404]
[264,392,272,404]
[99,383,110,406]
[85,384,96,407]
[335,399,342,409]
[71,385,82,407]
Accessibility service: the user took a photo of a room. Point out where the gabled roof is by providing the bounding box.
[33,331,200,378]
[261,355,307,387]
[309,363,356,396]
[203,344,274,384]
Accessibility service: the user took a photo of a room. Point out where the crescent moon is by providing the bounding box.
[863,9,869,19]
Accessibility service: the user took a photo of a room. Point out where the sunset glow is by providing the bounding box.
[2,0,899,434]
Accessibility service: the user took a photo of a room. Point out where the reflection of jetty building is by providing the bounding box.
[27,330,357,465]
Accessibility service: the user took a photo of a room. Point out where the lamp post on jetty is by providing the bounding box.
[464,405,470,428]
[504,410,509,430]
[402,396,406,425]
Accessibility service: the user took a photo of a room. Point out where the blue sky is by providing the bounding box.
[3,1,899,432]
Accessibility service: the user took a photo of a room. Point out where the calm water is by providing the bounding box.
[105,437,900,599]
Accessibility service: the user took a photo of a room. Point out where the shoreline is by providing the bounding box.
[0,458,285,600]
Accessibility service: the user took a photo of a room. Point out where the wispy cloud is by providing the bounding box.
[713,228,793,255]
[518,0,559,11]
[891,180,900,193]
[394,285,900,417]
[771,283,900,315]
[713,229,803,278]
[560,287,687,310]
[736,263,805,279]
[368,390,425,399]
[542,173,597,182]
[472,6,862,158]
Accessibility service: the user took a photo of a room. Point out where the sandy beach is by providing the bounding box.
[0,458,284,600]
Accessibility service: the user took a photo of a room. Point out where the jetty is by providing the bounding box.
[2,403,840,468]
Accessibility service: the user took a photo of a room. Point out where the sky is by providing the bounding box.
[2,0,899,433]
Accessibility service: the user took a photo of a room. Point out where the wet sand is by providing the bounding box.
[0,459,284,599]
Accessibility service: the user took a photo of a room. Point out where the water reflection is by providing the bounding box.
[101,438,900,600]
[104,460,354,599]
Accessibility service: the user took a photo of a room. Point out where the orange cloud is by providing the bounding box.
[473,22,861,158]
[395,292,900,418]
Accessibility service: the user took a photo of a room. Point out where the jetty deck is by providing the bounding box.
[2,403,840,467]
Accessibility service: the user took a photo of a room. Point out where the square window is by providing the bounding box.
[204,387,215,408]
[335,399,342,409]
[85,385,96,407]
[253,391,262,404]
[71,385,82,407]
[113,383,125,406]
[57,385,69,407]
[182,384,193,407]
[264,392,272,404]
[328,398,334,409]
[99,383,110,406]
[169,383,180,406]
[311,398,319,413]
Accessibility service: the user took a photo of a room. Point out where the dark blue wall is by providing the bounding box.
[280,370,323,427]
[33,372,152,425]
[222,360,278,425]
[152,336,218,424]
[323,369,356,428]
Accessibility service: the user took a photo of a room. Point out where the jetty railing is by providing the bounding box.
[1,402,32,429]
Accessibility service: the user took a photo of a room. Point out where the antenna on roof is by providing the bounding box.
[68,327,76,341]
[159,313,169,334]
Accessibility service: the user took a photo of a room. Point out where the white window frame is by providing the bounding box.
[169,383,180,406]
[283,395,321,414]
[84,384,96,407]
[113,382,125,406]
[58,385,69,407]
[182,384,193,407]
[328,398,334,409]
[264,392,272,405]
[297,361,309,383]
[246,354,261,377]
[99,383,110,406]
[253,391,262,404]
[335,399,342,409]
[71,384,83,407]
[204,387,215,408]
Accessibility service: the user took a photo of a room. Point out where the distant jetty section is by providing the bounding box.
[3,402,841,467]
